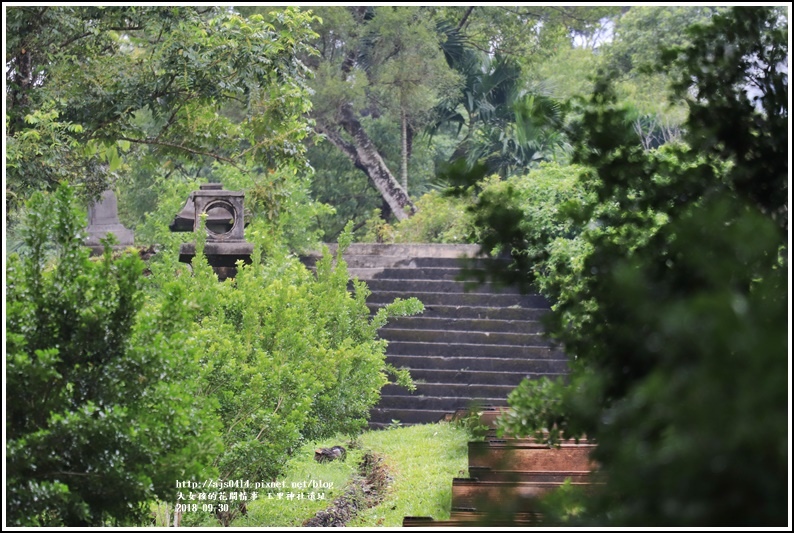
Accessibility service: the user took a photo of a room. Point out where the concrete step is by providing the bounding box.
[375,395,507,412]
[314,243,482,258]
[402,368,567,386]
[383,382,524,399]
[380,327,548,346]
[365,279,523,295]
[452,479,595,512]
[386,341,560,358]
[367,290,549,308]
[351,267,483,281]
[468,441,597,472]
[304,254,497,270]
[383,316,547,334]
[307,243,569,434]
[387,355,569,373]
[370,304,549,321]
[467,467,592,483]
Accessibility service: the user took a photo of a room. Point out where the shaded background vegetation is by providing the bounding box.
[5,5,789,527]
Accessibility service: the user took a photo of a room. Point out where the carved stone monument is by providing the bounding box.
[85,189,134,255]
[170,183,253,280]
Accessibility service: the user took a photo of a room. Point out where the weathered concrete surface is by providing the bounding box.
[303,244,485,276]
[301,244,567,428]
[85,190,134,254]
[170,184,253,280]
[314,243,482,258]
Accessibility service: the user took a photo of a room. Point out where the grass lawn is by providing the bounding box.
[180,421,469,527]
[349,422,470,527]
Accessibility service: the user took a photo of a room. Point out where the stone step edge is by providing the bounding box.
[377,395,508,403]
[392,368,565,375]
[305,243,483,258]
[383,340,558,349]
[381,327,546,336]
[382,316,544,324]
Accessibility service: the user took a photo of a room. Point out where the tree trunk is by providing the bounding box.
[316,105,416,221]
[173,502,182,527]
[401,109,409,195]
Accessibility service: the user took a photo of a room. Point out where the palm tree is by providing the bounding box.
[431,23,568,178]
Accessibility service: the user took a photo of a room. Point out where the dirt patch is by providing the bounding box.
[303,452,392,527]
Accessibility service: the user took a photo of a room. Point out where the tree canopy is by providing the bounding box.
[4,5,788,527]
[4,6,421,526]
[6,6,318,225]
[295,6,622,233]
[478,7,788,525]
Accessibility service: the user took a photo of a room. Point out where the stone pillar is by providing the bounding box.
[85,190,134,255]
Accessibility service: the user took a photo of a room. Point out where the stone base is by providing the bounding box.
[86,244,136,257]
[86,224,134,242]
[178,242,254,280]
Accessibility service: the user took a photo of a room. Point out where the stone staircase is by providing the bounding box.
[302,244,570,428]
[403,407,599,527]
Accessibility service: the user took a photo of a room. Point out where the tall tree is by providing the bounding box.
[5,7,318,219]
[431,48,568,177]
[428,7,634,178]
[599,6,730,149]
[475,7,787,525]
[603,6,726,76]
[435,6,619,63]
[292,6,616,225]
[362,8,462,195]
[296,6,464,220]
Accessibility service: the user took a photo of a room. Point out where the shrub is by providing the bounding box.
[358,189,476,244]
[166,223,423,483]
[6,184,221,526]
[488,7,788,525]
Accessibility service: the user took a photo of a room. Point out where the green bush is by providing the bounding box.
[358,164,591,250]
[470,162,595,292]
[162,223,423,483]
[486,7,787,526]
[358,189,476,244]
[6,185,423,525]
[6,184,222,526]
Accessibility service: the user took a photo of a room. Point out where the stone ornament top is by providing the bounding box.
[85,189,134,254]
[170,183,247,242]
[170,183,253,281]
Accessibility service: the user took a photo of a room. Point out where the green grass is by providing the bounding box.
[181,421,469,527]
[349,422,470,527]
[180,441,357,528]
[230,444,357,528]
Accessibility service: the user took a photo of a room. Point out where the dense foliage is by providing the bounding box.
[5,7,423,525]
[6,6,321,248]
[5,186,422,526]
[174,223,421,484]
[6,185,222,526]
[482,7,788,525]
[5,5,788,527]
[358,189,475,245]
[292,6,618,239]
[358,162,592,258]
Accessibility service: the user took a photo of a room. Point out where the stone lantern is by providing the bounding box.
[170,183,253,280]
